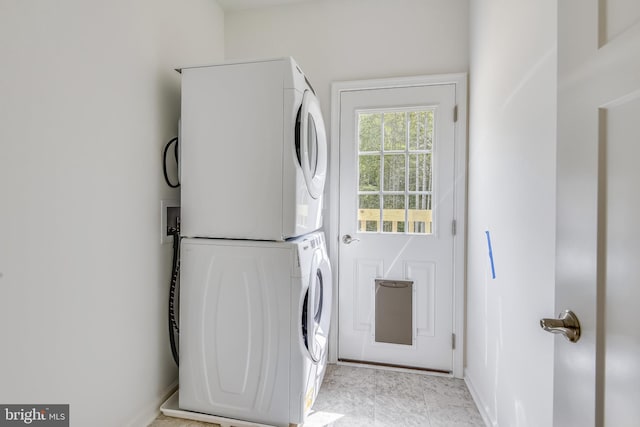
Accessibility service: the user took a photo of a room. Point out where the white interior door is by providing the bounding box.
[554,0,640,424]
[334,76,465,373]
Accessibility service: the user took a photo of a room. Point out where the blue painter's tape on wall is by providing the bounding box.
[485,230,496,279]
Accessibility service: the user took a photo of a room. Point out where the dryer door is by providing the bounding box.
[296,90,327,200]
[302,249,332,362]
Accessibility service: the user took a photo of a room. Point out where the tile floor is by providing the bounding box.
[149,364,485,427]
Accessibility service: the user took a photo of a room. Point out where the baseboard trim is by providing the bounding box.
[126,379,179,427]
[464,370,496,427]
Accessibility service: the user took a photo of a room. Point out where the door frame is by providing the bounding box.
[328,74,468,377]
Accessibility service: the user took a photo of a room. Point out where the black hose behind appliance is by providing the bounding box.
[168,220,180,366]
[163,135,181,366]
[163,136,180,188]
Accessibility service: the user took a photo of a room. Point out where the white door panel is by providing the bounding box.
[336,79,463,372]
[603,95,640,425]
[554,0,640,424]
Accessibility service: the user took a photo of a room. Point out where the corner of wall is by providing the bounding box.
[466,0,557,425]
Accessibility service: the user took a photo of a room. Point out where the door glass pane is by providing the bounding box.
[383,195,405,233]
[409,194,432,234]
[359,155,380,191]
[383,112,406,151]
[409,110,434,151]
[383,154,405,191]
[359,113,382,152]
[408,153,432,192]
[359,194,380,232]
[357,108,435,235]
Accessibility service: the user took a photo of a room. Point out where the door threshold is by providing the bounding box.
[337,358,451,376]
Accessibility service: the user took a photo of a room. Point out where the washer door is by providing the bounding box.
[296,90,327,200]
[302,249,332,362]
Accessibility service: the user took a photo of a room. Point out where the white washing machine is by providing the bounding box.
[178,232,332,427]
[180,57,327,241]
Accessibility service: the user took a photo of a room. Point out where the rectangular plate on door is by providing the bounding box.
[375,279,413,345]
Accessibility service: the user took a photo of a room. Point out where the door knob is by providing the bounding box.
[540,310,581,343]
[342,234,360,245]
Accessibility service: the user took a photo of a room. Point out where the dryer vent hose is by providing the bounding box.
[168,221,180,366]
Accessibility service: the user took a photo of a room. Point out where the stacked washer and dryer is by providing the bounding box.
[177,58,332,427]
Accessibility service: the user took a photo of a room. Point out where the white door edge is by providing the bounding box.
[327,73,468,378]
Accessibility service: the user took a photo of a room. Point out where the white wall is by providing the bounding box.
[466,1,556,426]
[225,0,469,133]
[0,1,223,425]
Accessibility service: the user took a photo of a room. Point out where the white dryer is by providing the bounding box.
[178,232,332,427]
[180,58,327,241]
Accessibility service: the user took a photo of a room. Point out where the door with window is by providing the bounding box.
[336,77,464,372]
